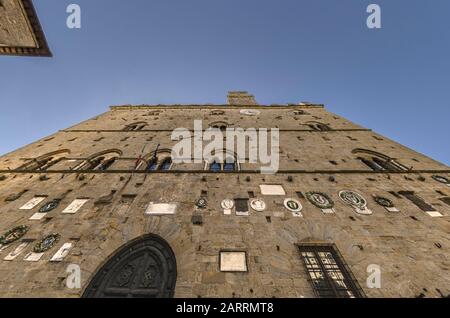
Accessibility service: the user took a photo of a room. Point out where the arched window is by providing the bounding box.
[123,122,147,131]
[204,150,240,172]
[223,161,236,172]
[307,121,331,131]
[74,150,122,171]
[146,158,158,171]
[352,149,409,172]
[209,121,230,132]
[135,149,173,172]
[159,157,172,171]
[210,161,221,172]
[293,110,308,116]
[16,150,70,171]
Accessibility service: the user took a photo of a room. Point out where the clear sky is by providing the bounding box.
[0,0,449,165]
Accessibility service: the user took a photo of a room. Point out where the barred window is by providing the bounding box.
[298,244,365,298]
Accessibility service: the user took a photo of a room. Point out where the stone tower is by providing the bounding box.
[0,0,51,57]
[0,92,448,298]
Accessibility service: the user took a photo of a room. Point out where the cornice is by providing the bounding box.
[0,0,52,57]
[110,104,325,110]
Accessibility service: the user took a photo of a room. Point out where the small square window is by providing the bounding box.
[220,251,248,272]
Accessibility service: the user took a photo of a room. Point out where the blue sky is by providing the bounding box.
[0,0,449,165]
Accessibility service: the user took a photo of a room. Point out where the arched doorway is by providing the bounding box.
[82,234,177,298]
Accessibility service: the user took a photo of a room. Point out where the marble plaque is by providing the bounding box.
[220,251,247,272]
[259,185,286,196]
[24,252,44,262]
[4,242,29,261]
[50,243,73,262]
[427,211,443,217]
[29,212,47,220]
[20,196,46,210]
[386,207,400,213]
[145,202,177,215]
[250,199,266,212]
[62,199,89,214]
[221,199,234,215]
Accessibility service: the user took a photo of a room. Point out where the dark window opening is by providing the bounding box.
[308,123,331,131]
[124,123,146,131]
[210,161,221,172]
[209,158,237,172]
[398,191,436,212]
[159,158,172,171]
[223,161,235,172]
[389,191,402,199]
[146,158,158,171]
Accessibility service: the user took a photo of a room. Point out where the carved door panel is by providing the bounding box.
[83,234,177,298]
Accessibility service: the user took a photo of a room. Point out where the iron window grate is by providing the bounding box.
[297,244,365,298]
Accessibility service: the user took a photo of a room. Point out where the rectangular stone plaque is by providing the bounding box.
[259,185,286,196]
[24,252,44,262]
[220,251,247,272]
[427,211,443,217]
[62,199,89,214]
[29,212,47,220]
[50,243,73,262]
[20,196,46,210]
[386,207,400,213]
[145,202,177,215]
[4,242,29,261]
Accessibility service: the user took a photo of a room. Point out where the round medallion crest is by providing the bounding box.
[195,198,208,209]
[250,199,266,212]
[33,233,60,253]
[0,225,29,245]
[240,109,260,116]
[284,198,302,212]
[221,199,234,210]
[306,192,334,209]
[39,199,61,213]
[339,191,367,209]
[374,196,394,208]
[432,175,449,184]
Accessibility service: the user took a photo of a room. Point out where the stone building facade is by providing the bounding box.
[0,92,449,298]
[0,0,51,57]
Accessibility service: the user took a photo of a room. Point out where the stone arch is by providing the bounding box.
[82,234,177,298]
[204,148,240,172]
[208,121,231,132]
[16,149,71,171]
[124,121,147,131]
[74,149,122,171]
[135,148,173,171]
[352,148,408,172]
[306,121,331,131]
